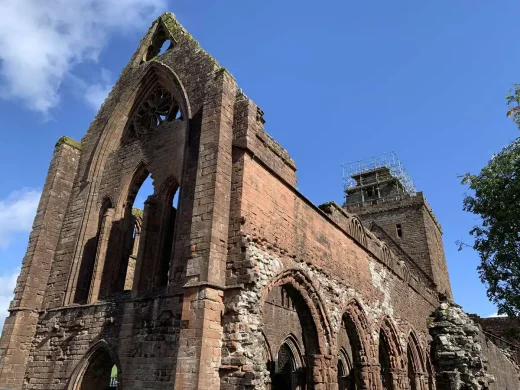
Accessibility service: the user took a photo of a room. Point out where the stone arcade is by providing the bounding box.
[0,13,518,390]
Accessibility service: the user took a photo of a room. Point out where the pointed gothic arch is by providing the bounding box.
[261,269,333,356]
[122,62,191,145]
[73,196,114,304]
[272,335,306,390]
[407,331,426,390]
[349,216,367,247]
[66,340,122,390]
[337,347,355,390]
[132,174,180,291]
[261,269,334,388]
[378,317,404,390]
[338,299,375,389]
[380,243,393,267]
[64,61,192,306]
[425,350,436,390]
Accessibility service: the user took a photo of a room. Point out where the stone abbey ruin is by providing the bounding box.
[0,12,519,390]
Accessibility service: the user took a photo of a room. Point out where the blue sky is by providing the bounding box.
[0,0,518,326]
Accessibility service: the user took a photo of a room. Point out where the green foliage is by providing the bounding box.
[506,84,520,129]
[132,208,143,218]
[462,137,520,316]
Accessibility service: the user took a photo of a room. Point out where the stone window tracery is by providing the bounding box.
[131,87,181,138]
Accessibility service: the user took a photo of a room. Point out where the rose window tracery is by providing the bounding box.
[131,87,181,137]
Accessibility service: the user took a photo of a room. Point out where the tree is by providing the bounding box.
[506,84,520,128]
[461,87,520,316]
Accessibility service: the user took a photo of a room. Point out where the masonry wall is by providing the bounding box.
[263,286,306,365]
[0,139,81,389]
[479,331,520,390]
[221,134,442,388]
[239,150,439,326]
[430,302,520,390]
[1,13,238,390]
[1,11,517,390]
[347,194,453,297]
[421,202,452,298]
[470,314,520,363]
[23,295,182,389]
[42,13,224,310]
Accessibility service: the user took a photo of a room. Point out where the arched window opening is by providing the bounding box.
[337,348,356,390]
[145,26,173,61]
[379,330,393,390]
[84,168,152,300]
[272,339,304,390]
[407,346,417,390]
[339,310,367,390]
[76,348,118,390]
[155,185,180,288]
[158,39,172,56]
[407,334,425,390]
[75,198,113,304]
[123,86,183,143]
[264,283,322,390]
[132,177,180,293]
[118,172,153,294]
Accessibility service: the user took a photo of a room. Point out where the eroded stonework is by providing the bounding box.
[430,301,519,389]
[0,11,518,390]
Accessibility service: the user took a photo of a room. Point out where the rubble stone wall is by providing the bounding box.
[429,301,519,390]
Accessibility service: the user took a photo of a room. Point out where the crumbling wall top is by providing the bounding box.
[55,136,82,150]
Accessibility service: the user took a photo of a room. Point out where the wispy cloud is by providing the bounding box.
[0,270,19,329]
[0,189,41,248]
[0,0,166,115]
[487,312,508,318]
[71,68,113,111]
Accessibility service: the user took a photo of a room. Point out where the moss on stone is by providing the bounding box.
[215,66,236,81]
[160,13,178,38]
[56,136,82,150]
[158,13,201,47]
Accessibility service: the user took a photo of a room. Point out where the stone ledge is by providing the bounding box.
[55,136,82,150]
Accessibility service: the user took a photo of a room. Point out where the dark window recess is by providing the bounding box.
[366,187,374,197]
[396,224,403,238]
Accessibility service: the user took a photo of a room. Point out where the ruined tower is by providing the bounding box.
[0,12,517,390]
[344,153,452,297]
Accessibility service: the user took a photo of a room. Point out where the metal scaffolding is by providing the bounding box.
[342,151,416,196]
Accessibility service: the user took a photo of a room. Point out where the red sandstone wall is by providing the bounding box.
[421,205,452,298]
[23,296,182,389]
[0,140,80,389]
[236,149,438,343]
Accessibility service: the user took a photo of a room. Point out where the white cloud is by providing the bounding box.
[0,270,19,330]
[71,68,113,111]
[487,312,508,318]
[0,0,166,114]
[84,69,113,111]
[0,189,41,248]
